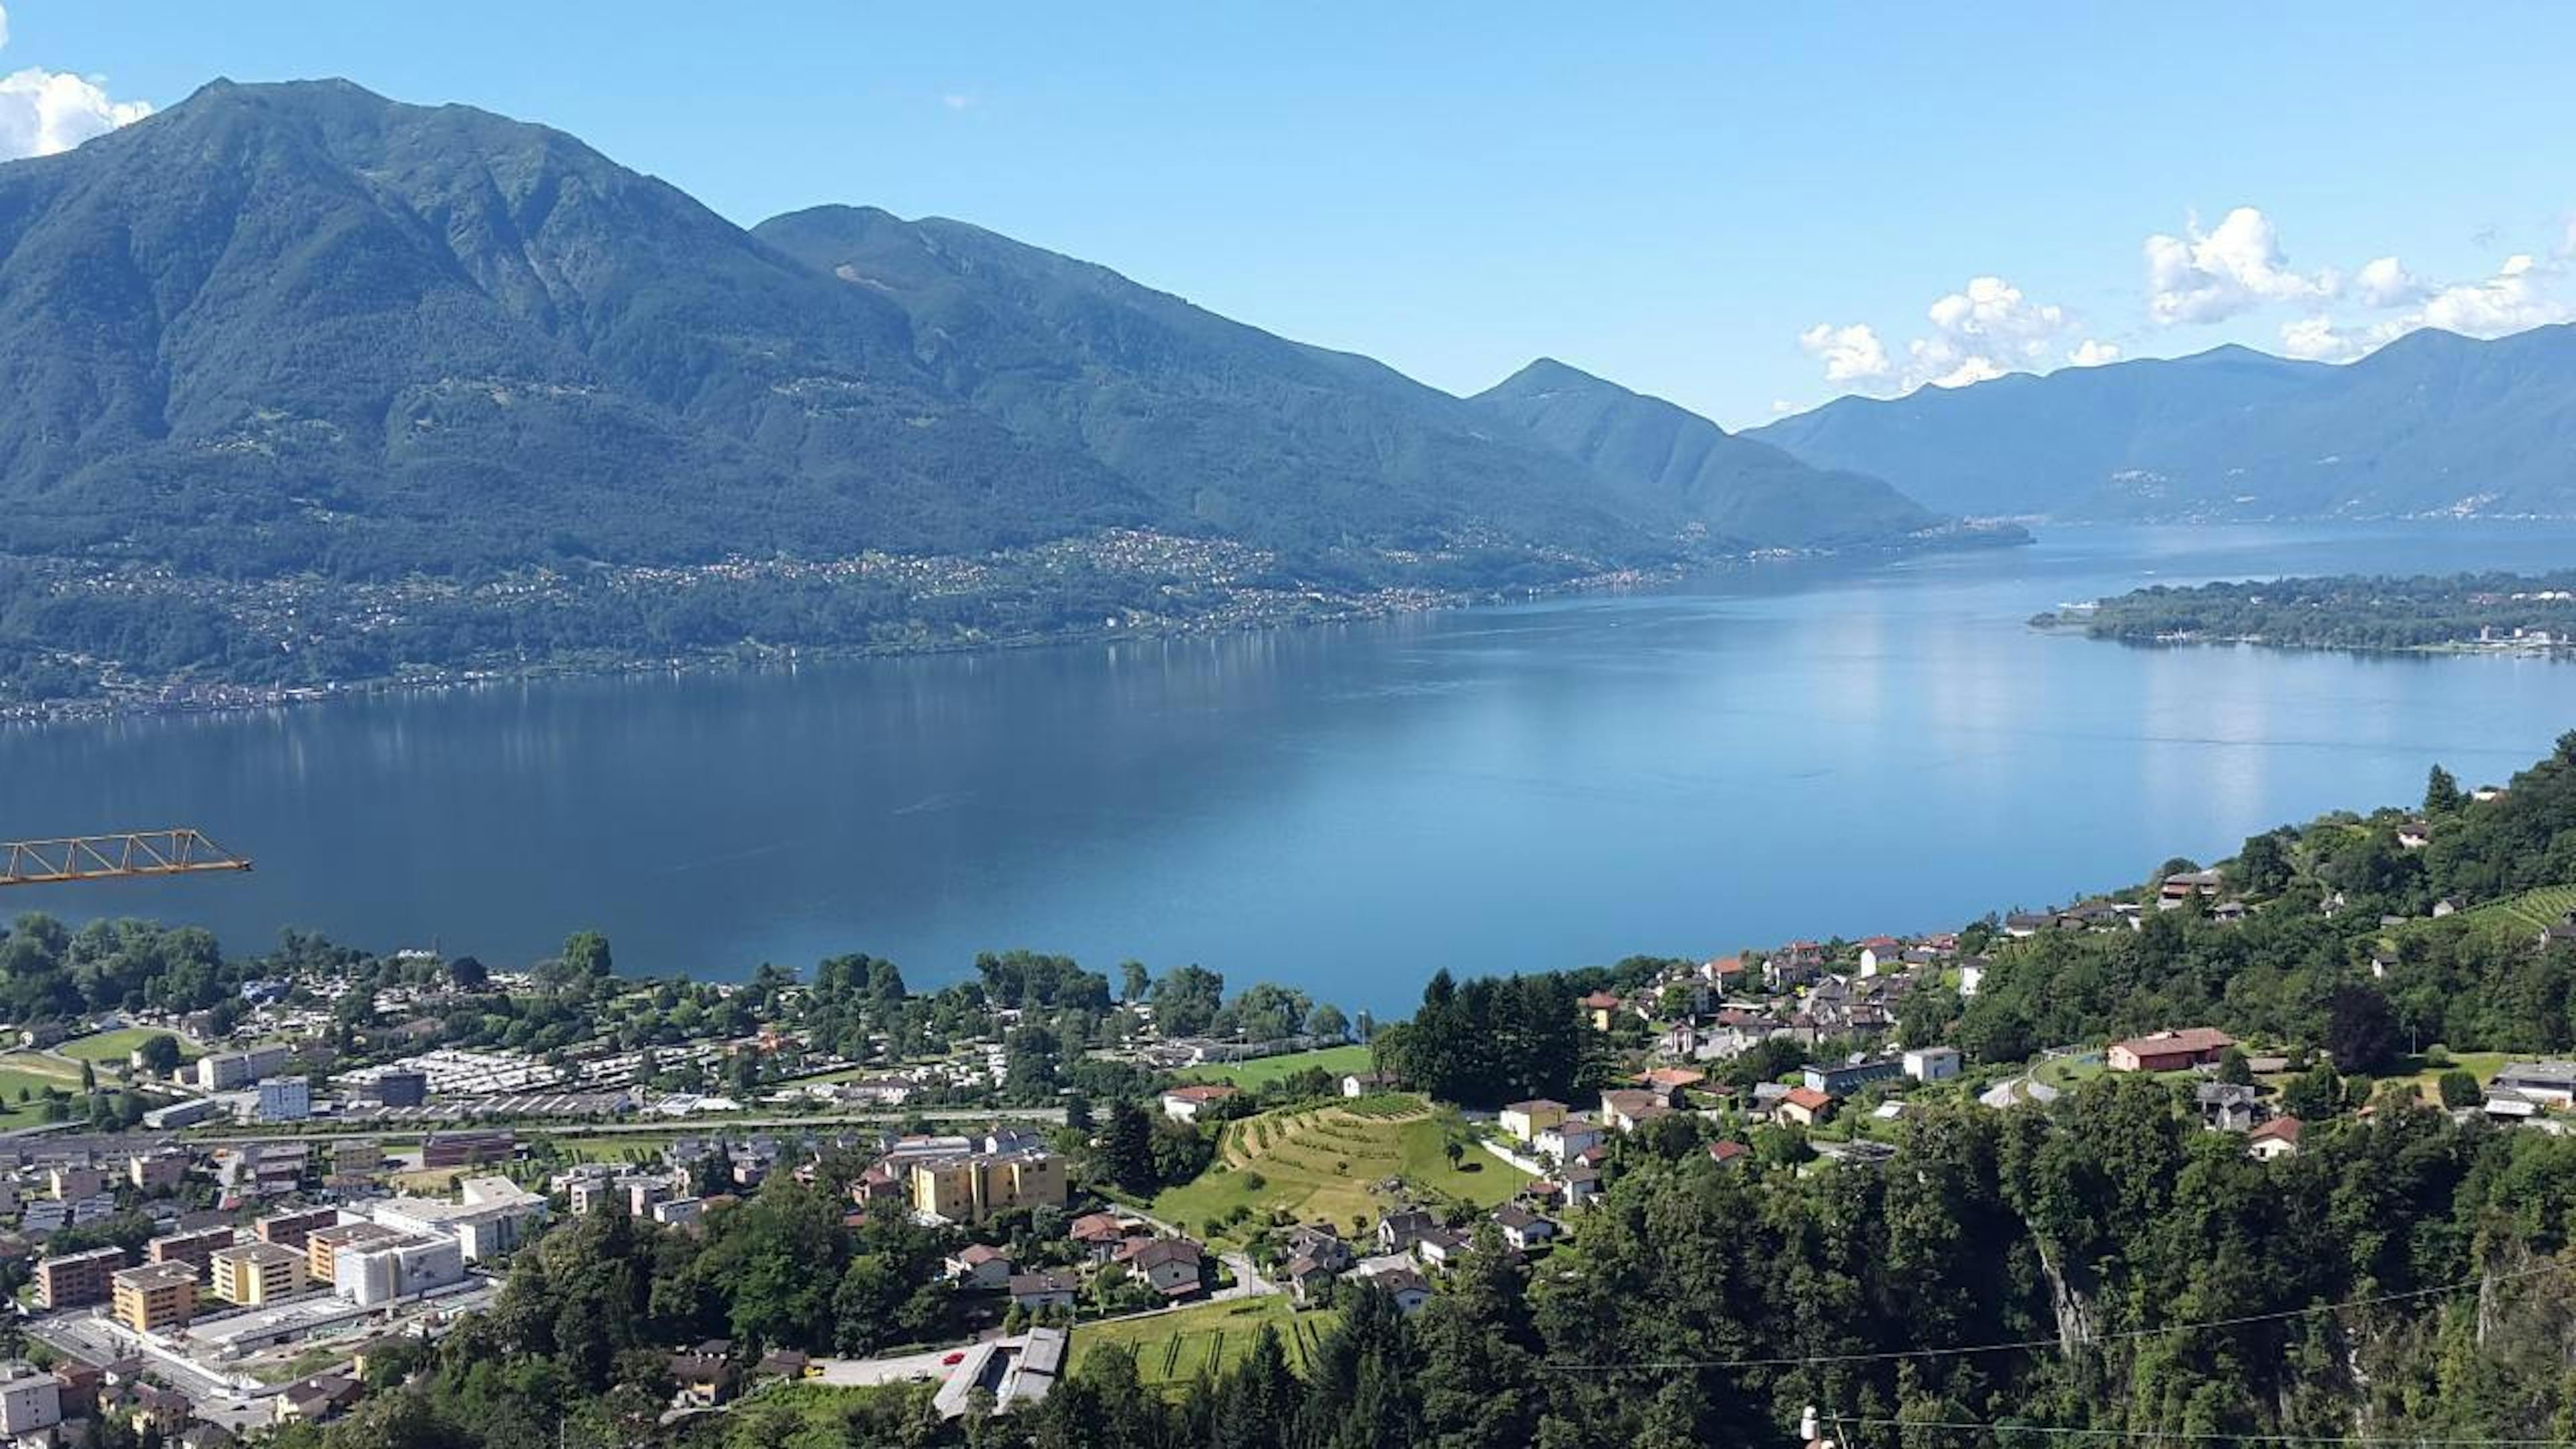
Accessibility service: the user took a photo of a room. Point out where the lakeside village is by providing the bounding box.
[4,766,2576,1438]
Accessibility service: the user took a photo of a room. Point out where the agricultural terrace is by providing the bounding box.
[1145,1093,1530,1246]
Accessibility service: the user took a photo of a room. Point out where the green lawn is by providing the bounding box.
[1069,1296,1338,1388]
[57,1026,202,1065]
[1145,1093,1529,1246]
[1174,1044,1373,1089]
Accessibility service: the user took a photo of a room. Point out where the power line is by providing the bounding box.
[1536,1257,2568,1374]
[1880,1412,2572,1445]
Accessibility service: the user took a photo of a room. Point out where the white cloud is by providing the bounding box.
[2066,339,2122,367]
[2352,255,2426,309]
[940,91,977,112]
[0,5,150,160]
[1804,273,2094,395]
[2418,254,2571,337]
[1798,322,1892,383]
[2145,207,2334,326]
[1925,276,2067,362]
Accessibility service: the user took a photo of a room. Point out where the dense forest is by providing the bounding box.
[2035,570,2576,653]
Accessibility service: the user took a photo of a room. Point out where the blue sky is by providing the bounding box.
[9,3,2575,427]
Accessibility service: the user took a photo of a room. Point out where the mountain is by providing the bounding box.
[0,78,1159,576]
[0,78,1954,597]
[1748,328,2576,521]
[1468,358,1940,546]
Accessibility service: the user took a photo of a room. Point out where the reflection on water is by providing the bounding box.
[7,523,2576,1013]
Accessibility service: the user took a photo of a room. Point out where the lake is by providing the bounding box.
[7,523,2576,1016]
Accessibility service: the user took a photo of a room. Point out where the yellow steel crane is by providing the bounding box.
[0,829,252,888]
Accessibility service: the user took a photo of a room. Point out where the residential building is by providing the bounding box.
[334,1232,466,1306]
[256,1079,313,1122]
[0,1368,62,1438]
[1376,1208,1436,1255]
[2196,1081,2263,1132]
[651,1197,704,1230]
[36,1246,127,1309]
[1803,1056,1904,1097]
[1118,1238,1203,1298]
[2493,1061,2576,1106]
[1159,1085,1238,1122]
[1070,1212,1132,1262]
[48,1164,105,1201]
[1901,1046,1962,1083]
[2247,1117,2303,1161]
[307,1221,401,1285]
[1778,1087,1833,1127]
[197,1044,292,1092]
[335,1138,384,1176]
[948,1244,1014,1288]
[1007,1270,1079,1311]
[2106,1028,2237,1073]
[147,1227,236,1277]
[211,1241,310,1304]
[1498,1099,1566,1142]
[111,1263,200,1333]
[370,1180,545,1262]
[1340,1072,1395,1097]
[1492,1204,1558,1252]
[906,1147,1066,1226]
[128,1149,190,1193]
[1579,991,1625,1032]
[1364,1265,1431,1313]
[258,1206,343,1249]
[1599,1088,1669,1133]
[1534,1114,1605,1163]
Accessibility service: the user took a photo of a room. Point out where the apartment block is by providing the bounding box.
[110,1263,199,1334]
[209,1242,310,1305]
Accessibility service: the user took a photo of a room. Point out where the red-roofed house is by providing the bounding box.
[2247,1116,2302,1161]
[2107,1028,2236,1073]
[1778,1087,1833,1127]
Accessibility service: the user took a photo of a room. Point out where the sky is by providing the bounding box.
[7,3,2576,429]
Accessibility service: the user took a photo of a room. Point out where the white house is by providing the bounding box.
[1159,1085,1238,1122]
[1902,1046,1962,1083]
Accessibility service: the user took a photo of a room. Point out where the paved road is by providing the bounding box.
[811,1344,967,1387]
[180,1108,1065,1144]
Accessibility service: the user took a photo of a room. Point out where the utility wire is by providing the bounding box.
[1835,1417,2574,1446]
[1536,1257,2567,1373]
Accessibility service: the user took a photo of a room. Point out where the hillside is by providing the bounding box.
[1749,327,2576,521]
[1468,358,1943,547]
[0,80,1971,710]
[0,78,1148,575]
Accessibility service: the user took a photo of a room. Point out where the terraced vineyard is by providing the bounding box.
[1069,1296,1337,1389]
[1148,1092,1529,1245]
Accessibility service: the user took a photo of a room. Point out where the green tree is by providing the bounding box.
[2438,1069,2481,1108]
[2426,763,2464,814]
[134,1034,182,1075]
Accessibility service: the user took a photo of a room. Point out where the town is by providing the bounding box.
[0,749,2572,1446]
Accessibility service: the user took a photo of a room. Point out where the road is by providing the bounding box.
[178,1108,1065,1144]
[29,1310,276,1430]
[810,1344,968,1387]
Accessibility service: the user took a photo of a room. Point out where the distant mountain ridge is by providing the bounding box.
[1748,327,2576,521]
[0,78,1962,593]
[1468,358,1939,546]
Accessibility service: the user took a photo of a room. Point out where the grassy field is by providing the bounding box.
[1146,1093,1529,1245]
[56,1026,202,1065]
[1174,1044,1373,1089]
[1069,1295,1338,1388]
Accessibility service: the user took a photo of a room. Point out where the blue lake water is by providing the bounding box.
[6,523,2576,1016]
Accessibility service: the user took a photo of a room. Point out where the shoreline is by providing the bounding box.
[3,526,2027,733]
